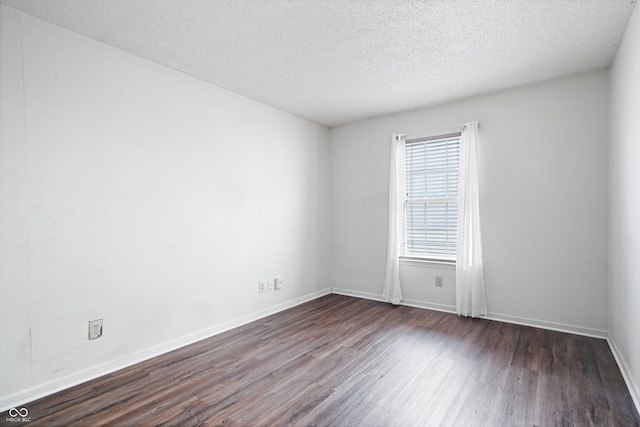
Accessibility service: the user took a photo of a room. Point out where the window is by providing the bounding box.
[402,132,461,262]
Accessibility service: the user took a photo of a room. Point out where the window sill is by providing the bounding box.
[399,257,456,270]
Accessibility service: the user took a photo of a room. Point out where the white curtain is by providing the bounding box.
[456,121,487,317]
[382,133,405,305]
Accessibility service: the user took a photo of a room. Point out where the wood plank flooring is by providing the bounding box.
[3,294,639,426]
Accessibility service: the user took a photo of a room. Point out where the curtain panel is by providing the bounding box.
[456,121,487,317]
[382,133,405,305]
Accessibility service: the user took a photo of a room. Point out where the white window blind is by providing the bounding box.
[403,133,461,261]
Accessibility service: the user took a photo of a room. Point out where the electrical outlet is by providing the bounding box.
[89,319,103,340]
[274,276,283,290]
[435,276,443,287]
[258,282,266,293]
[267,280,273,291]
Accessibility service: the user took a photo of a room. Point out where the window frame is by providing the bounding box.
[400,130,461,264]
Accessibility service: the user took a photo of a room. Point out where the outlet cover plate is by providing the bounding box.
[89,319,103,340]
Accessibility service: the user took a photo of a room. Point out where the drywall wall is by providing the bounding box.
[610,2,640,407]
[0,5,32,401]
[331,69,609,335]
[0,5,331,407]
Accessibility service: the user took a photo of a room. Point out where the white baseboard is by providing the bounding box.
[401,298,457,314]
[607,335,640,414]
[483,312,608,339]
[330,287,385,302]
[333,291,609,339]
[0,288,332,413]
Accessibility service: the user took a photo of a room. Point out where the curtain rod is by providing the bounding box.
[407,132,461,144]
[462,122,480,131]
[405,122,479,142]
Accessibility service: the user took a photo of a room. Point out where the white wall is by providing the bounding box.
[610,3,640,407]
[0,5,331,408]
[331,70,610,335]
[0,5,31,403]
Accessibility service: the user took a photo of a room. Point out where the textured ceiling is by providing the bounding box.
[1,0,636,127]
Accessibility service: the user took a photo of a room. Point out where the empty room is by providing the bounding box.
[1,0,639,425]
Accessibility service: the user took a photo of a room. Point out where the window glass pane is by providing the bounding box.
[403,135,460,260]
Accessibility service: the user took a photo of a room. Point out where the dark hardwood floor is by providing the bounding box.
[4,294,639,426]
